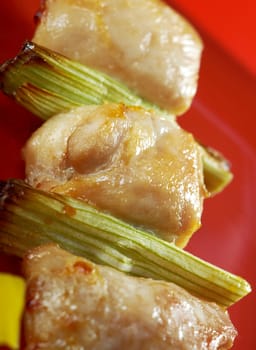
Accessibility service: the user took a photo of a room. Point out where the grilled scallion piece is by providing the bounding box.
[0,41,159,119]
[199,144,233,195]
[0,179,251,307]
[0,41,232,196]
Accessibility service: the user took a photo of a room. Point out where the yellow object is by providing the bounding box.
[0,273,26,349]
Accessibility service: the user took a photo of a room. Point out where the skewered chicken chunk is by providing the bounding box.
[33,0,203,115]
[23,104,207,246]
[22,244,237,350]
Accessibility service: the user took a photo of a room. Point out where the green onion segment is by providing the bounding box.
[0,179,251,308]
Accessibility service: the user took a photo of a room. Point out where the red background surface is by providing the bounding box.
[168,0,256,77]
[0,1,256,349]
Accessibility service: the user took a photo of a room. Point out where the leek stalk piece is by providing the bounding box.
[0,179,251,307]
[0,41,232,196]
[199,145,233,195]
[0,41,159,120]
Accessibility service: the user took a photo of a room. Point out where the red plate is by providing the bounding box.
[0,1,255,349]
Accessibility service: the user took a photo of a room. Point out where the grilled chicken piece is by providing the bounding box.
[33,0,203,115]
[22,244,237,350]
[23,104,207,246]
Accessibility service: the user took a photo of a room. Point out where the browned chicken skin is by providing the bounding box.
[22,244,237,350]
[33,0,203,115]
[23,104,207,246]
